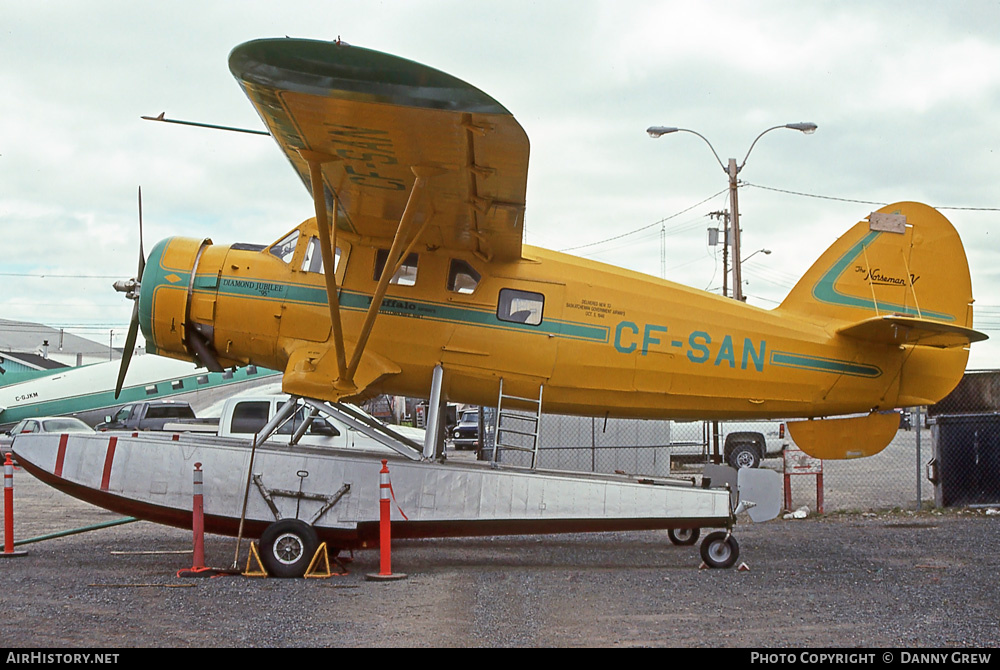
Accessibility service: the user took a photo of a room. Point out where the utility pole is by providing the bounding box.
[707,209,732,464]
[708,210,731,297]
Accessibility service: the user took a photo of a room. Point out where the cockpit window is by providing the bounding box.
[448,259,481,295]
[497,288,544,326]
[374,249,418,286]
[301,236,342,274]
[268,232,298,264]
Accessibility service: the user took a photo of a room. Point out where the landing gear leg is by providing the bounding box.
[423,364,447,461]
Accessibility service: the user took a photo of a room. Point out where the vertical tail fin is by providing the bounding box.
[778,202,975,328]
[778,202,984,408]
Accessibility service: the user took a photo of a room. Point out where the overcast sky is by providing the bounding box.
[3,1,1000,368]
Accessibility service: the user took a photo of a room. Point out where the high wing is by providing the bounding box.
[229,37,528,263]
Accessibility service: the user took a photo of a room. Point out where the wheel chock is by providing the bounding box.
[243,542,269,578]
[738,562,750,571]
[305,542,349,578]
[305,542,331,578]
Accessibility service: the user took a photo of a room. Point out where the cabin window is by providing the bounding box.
[145,384,158,396]
[448,259,481,295]
[171,379,184,390]
[230,401,270,435]
[497,288,544,326]
[247,365,258,375]
[301,237,342,274]
[196,375,209,385]
[268,231,298,264]
[373,249,418,286]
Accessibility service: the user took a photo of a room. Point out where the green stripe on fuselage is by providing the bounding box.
[770,350,882,378]
[210,275,608,342]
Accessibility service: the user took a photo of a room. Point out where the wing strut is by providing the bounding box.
[345,165,444,384]
[299,154,444,393]
[300,150,349,384]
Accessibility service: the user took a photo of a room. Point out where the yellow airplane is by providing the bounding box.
[117,37,986,463]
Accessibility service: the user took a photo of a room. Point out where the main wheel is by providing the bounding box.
[728,442,761,469]
[259,519,320,578]
[699,531,740,569]
[667,527,701,546]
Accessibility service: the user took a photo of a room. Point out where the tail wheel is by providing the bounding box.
[699,531,740,569]
[667,527,701,546]
[259,519,319,578]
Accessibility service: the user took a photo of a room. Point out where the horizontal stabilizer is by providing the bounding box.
[837,315,988,348]
[787,411,899,460]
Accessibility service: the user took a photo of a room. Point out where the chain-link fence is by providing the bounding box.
[464,370,1000,513]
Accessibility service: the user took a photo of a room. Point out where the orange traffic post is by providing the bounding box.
[177,462,221,577]
[366,460,407,581]
[2,453,28,558]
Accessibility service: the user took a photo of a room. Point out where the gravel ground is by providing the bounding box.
[2,465,999,649]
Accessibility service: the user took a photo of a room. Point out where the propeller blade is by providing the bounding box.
[114,187,150,399]
[137,186,146,280]
[115,301,140,399]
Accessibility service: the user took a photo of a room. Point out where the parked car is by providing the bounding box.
[452,408,481,450]
[2,416,94,448]
[669,419,789,469]
[95,400,203,432]
[169,393,426,453]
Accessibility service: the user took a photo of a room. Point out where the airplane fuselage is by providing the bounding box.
[139,218,965,421]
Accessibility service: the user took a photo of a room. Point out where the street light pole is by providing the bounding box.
[727,158,743,300]
[647,122,816,302]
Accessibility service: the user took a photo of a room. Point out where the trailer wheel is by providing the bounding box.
[259,519,319,578]
[667,527,701,545]
[699,531,740,569]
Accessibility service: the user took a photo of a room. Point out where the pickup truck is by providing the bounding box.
[96,401,216,432]
[451,408,481,450]
[670,419,789,469]
[168,394,425,452]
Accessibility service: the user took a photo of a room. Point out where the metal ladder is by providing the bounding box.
[491,378,544,468]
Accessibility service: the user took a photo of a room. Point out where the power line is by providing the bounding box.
[743,182,1000,212]
[742,182,887,206]
[559,188,728,252]
[0,273,123,279]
